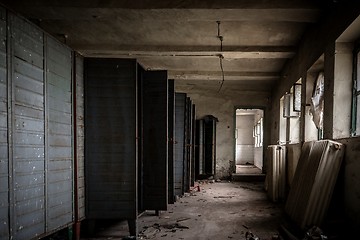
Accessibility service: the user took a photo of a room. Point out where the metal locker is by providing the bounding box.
[85,58,139,233]
[174,93,186,196]
[191,104,196,186]
[195,119,205,178]
[168,80,175,204]
[45,35,73,232]
[11,13,46,240]
[73,53,85,238]
[1,9,76,240]
[183,97,191,193]
[203,115,218,176]
[0,6,9,239]
[141,70,168,211]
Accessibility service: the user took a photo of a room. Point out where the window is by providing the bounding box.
[352,43,360,136]
[283,84,301,118]
[280,81,302,144]
[293,83,302,112]
[254,118,263,147]
[310,72,324,139]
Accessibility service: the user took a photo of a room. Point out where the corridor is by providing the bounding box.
[80,181,282,240]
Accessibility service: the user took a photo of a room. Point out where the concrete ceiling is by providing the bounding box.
[1,0,327,91]
[236,109,262,116]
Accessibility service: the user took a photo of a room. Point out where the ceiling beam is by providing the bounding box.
[79,46,296,59]
[9,8,320,23]
[168,71,279,81]
[4,0,321,9]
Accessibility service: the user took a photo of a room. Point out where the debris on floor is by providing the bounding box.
[190,184,201,193]
[84,182,283,240]
[176,217,191,222]
[122,236,136,240]
[245,231,260,240]
[214,195,234,199]
[303,226,327,240]
[138,222,190,239]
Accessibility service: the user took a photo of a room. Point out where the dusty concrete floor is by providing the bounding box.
[81,181,283,240]
[236,164,263,174]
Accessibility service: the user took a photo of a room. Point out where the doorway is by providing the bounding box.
[235,108,264,174]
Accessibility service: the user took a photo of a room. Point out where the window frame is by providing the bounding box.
[351,41,360,136]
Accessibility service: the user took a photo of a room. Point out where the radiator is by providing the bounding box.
[286,144,302,186]
[284,140,345,229]
[266,145,286,202]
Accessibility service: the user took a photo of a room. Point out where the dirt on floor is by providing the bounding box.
[79,181,284,240]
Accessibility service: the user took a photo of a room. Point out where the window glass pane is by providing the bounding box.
[293,84,302,112]
[283,93,291,117]
[279,97,286,143]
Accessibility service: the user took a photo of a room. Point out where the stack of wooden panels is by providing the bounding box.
[284,140,345,229]
[266,145,286,202]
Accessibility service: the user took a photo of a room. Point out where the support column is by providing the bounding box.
[323,43,335,139]
[324,42,353,139]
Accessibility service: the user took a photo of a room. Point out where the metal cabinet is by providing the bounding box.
[140,69,168,211]
[0,7,9,239]
[174,93,186,196]
[0,9,76,240]
[168,80,175,204]
[85,58,139,234]
[196,115,218,177]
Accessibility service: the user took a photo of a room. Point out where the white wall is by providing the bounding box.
[235,115,255,165]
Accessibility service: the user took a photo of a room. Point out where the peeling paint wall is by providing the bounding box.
[175,80,270,178]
